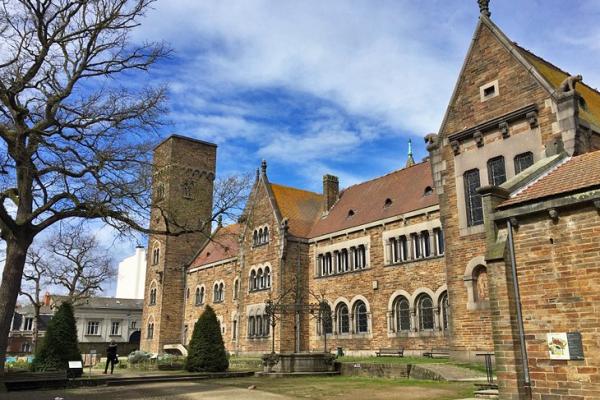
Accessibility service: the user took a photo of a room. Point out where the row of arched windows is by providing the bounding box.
[250,267,271,291]
[388,228,444,264]
[253,226,269,246]
[317,244,367,277]
[248,314,270,338]
[318,291,449,336]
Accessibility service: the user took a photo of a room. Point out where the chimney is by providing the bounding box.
[43,292,51,306]
[322,174,339,212]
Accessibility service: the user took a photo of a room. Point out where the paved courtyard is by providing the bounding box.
[4,377,476,400]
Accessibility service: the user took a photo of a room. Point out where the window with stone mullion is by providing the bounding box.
[487,156,507,186]
[464,169,483,226]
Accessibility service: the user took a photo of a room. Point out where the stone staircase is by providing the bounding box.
[474,383,499,399]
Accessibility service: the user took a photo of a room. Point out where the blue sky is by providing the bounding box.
[10,1,600,297]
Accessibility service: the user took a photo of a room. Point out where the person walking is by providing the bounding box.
[104,340,118,374]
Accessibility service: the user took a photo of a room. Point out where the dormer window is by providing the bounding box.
[384,198,393,208]
[424,186,433,196]
[347,210,355,218]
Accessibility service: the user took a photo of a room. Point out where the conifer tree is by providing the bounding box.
[185,305,229,372]
[33,302,81,372]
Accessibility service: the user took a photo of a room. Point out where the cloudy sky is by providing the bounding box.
[8,1,600,297]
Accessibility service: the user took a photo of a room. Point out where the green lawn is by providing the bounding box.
[216,375,475,400]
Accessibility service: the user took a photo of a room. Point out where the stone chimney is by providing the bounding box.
[323,174,339,212]
[43,292,51,306]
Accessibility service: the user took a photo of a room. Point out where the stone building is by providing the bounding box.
[141,4,600,398]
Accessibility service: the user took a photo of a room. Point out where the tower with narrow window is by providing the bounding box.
[140,135,217,353]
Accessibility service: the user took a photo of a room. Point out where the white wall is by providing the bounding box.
[116,247,146,299]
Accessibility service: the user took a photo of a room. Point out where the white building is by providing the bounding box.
[116,246,146,299]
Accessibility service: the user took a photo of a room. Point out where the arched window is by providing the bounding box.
[355,245,366,269]
[258,228,263,244]
[257,316,263,336]
[473,266,488,302]
[233,279,239,300]
[195,287,202,306]
[321,303,332,335]
[336,303,350,334]
[265,267,271,288]
[264,315,270,336]
[152,244,160,265]
[422,231,431,257]
[253,230,258,246]
[147,321,154,339]
[250,270,256,291]
[263,227,269,243]
[248,316,256,337]
[393,296,411,332]
[257,268,264,289]
[149,286,157,305]
[440,291,450,331]
[219,283,224,301]
[399,236,408,261]
[417,294,434,330]
[213,283,219,302]
[354,300,369,334]
[199,286,204,304]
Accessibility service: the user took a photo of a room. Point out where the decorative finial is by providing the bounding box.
[405,139,415,167]
[478,0,491,17]
[261,159,267,175]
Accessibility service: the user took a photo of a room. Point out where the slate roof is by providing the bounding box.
[52,295,143,310]
[499,150,600,208]
[270,183,323,238]
[309,161,438,238]
[516,45,600,127]
[189,223,241,268]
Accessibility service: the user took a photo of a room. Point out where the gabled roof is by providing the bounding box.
[52,295,143,310]
[309,161,438,238]
[516,46,600,127]
[270,184,322,238]
[499,150,600,208]
[190,223,241,268]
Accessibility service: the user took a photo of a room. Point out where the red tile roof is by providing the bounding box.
[190,224,241,267]
[270,183,323,238]
[309,161,438,238]
[499,150,600,208]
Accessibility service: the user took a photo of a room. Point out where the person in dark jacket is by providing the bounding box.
[104,340,118,374]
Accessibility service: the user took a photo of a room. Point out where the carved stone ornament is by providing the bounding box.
[499,121,510,139]
[548,208,559,221]
[451,140,460,155]
[474,130,484,147]
[424,133,439,151]
[478,0,491,17]
[526,111,538,128]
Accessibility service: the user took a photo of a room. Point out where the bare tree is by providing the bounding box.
[19,246,51,353]
[0,0,245,372]
[46,224,115,302]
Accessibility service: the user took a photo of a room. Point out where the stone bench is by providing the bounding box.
[422,349,450,358]
[375,348,404,357]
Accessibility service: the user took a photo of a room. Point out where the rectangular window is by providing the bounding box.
[23,317,33,331]
[110,321,120,336]
[435,228,445,255]
[422,231,431,257]
[487,156,506,186]
[514,152,534,174]
[232,320,237,340]
[412,233,421,258]
[400,236,408,261]
[87,321,100,335]
[464,169,483,226]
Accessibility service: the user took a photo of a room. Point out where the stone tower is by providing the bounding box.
[140,135,217,353]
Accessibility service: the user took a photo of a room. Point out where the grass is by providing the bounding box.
[336,355,451,365]
[215,375,475,400]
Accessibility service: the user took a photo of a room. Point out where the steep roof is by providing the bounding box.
[270,184,323,238]
[499,150,600,208]
[516,46,600,127]
[190,223,241,268]
[52,295,143,310]
[309,161,438,238]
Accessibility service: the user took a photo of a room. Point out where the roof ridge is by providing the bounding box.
[515,43,600,96]
[340,159,429,193]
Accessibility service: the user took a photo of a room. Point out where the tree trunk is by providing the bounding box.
[33,303,41,353]
[0,239,30,375]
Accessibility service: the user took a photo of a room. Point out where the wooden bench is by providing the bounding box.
[375,348,404,357]
[422,349,450,358]
[2,371,68,391]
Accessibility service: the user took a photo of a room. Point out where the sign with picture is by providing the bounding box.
[547,332,584,360]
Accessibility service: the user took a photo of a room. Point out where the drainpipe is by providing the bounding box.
[506,219,531,397]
